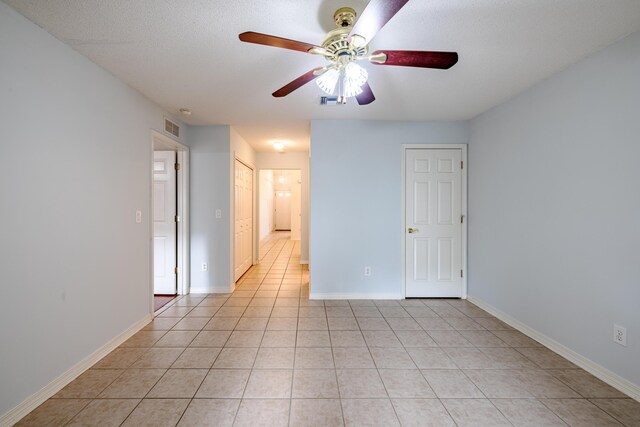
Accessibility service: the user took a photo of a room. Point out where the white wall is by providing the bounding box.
[0,2,174,418]
[259,170,274,240]
[231,127,256,168]
[185,125,232,293]
[257,152,310,262]
[309,120,469,298]
[290,170,302,241]
[186,127,256,292]
[468,31,640,388]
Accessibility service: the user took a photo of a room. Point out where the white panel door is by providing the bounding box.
[275,191,292,230]
[153,151,177,294]
[235,160,253,281]
[405,148,462,297]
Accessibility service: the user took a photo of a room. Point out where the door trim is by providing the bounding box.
[150,130,190,315]
[401,144,467,299]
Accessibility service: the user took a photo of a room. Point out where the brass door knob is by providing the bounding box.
[408,228,419,233]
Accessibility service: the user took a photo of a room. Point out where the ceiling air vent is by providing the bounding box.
[320,96,344,106]
[164,117,180,139]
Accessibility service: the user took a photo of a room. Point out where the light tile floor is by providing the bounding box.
[16,232,640,426]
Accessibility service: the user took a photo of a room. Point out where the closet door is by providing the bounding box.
[235,160,253,281]
[405,148,463,297]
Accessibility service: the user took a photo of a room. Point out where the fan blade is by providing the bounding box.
[273,67,326,97]
[356,82,375,105]
[348,0,410,45]
[239,31,328,55]
[371,50,458,69]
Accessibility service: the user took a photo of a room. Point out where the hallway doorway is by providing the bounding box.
[259,169,301,242]
[151,131,190,313]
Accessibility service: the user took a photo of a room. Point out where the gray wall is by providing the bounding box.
[186,125,233,293]
[468,31,640,386]
[0,2,172,416]
[309,120,469,298]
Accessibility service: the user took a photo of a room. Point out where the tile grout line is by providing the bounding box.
[32,234,635,426]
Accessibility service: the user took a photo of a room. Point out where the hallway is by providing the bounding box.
[235,231,308,301]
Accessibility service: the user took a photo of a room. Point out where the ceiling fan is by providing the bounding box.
[238,0,458,105]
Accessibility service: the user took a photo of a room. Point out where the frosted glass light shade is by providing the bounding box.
[343,62,368,97]
[316,68,340,95]
[316,63,368,98]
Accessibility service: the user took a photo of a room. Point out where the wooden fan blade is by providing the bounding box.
[273,67,326,97]
[356,82,375,105]
[371,50,458,69]
[239,31,327,55]
[348,0,410,44]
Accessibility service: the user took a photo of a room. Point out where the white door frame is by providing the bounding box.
[150,130,190,314]
[401,144,468,299]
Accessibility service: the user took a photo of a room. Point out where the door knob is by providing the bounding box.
[408,228,419,233]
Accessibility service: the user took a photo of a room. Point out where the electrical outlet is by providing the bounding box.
[135,210,142,224]
[202,262,208,272]
[614,325,627,347]
[215,209,222,219]
[364,266,372,276]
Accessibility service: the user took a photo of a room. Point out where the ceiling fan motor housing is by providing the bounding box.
[322,9,368,63]
[322,29,368,61]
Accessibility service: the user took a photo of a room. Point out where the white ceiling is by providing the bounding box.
[5,0,640,151]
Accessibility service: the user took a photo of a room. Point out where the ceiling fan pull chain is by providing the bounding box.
[337,69,343,104]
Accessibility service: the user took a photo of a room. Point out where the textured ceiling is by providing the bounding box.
[5,0,640,151]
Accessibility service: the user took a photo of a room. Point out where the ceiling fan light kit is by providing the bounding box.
[238,0,458,105]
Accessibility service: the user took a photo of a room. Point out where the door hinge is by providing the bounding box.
[174,215,180,223]
[461,161,464,169]
[461,269,463,278]
[174,163,180,171]
[174,267,179,275]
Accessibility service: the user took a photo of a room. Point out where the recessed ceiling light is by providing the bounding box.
[273,142,285,151]
[179,108,191,115]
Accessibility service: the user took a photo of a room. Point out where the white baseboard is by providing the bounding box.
[299,259,309,265]
[467,296,640,402]
[0,314,152,427]
[310,292,403,300]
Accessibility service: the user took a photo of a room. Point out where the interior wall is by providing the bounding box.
[290,170,302,241]
[0,2,174,418]
[231,127,256,168]
[259,170,274,241]
[309,120,469,298]
[256,152,310,262]
[468,31,640,388]
[185,125,232,293]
